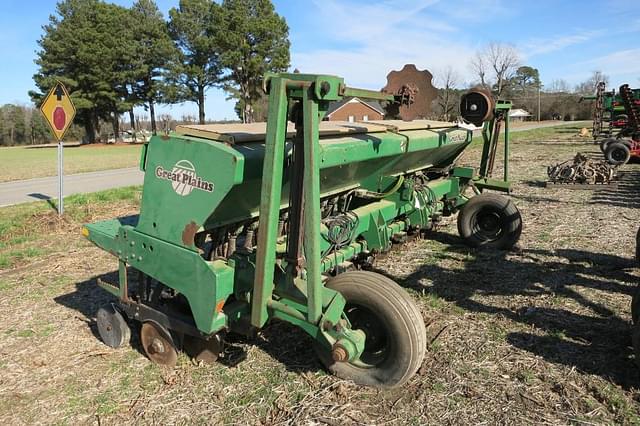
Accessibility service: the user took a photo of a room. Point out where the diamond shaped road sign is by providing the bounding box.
[40,82,76,141]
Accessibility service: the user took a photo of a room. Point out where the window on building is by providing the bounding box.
[348,115,355,123]
[363,115,369,121]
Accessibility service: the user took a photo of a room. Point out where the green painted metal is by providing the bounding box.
[342,86,395,102]
[203,127,470,229]
[301,86,323,324]
[479,99,512,189]
[83,70,513,368]
[252,76,289,328]
[135,134,245,250]
[587,87,640,138]
[503,105,510,182]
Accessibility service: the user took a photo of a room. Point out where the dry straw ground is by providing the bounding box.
[0,124,639,425]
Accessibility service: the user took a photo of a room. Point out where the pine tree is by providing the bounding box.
[166,0,222,124]
[31,0,139,142]
[131,0,178,134]
[217,0,290,123]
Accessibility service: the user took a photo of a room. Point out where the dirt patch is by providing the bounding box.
[0,126,639,424]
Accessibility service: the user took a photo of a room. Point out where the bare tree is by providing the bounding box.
[436,66,460,121]
[469,52,488,89]
[470,42,520,96]
[487,42,520,96]
[575,71,610,95]
[547,79,571,93]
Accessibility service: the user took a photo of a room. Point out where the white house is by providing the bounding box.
[509,109,532,121]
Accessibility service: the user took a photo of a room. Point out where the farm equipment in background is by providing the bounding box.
[583,82,640,142]
[587,82,609,139]
[600,84,640,165]
[547,153,616,185]
[82,66,522,388]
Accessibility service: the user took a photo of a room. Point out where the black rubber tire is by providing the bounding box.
[632,286,640,325]
[605,142,631,165]
[636,227,640,266]
[457,193,522,249]
[96,304,131,348]
[315,271,426,388]
[619,139,633,148]
[630,239,640,366]
[599,138,616,153]
[632,325,640,368]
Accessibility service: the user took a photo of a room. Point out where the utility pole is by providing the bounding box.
[537,83,542,122]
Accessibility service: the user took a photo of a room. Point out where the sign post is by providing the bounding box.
[57,140,64,214]
[39,82,76,216]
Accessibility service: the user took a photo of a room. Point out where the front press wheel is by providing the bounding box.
[636,226,640,265]
[96,304,131,348]
[457,193,522,249]
[315,271,426,388]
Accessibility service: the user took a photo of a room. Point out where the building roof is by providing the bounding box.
[510,108,532,117]
[326,97,385,117]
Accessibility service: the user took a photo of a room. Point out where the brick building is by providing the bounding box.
[324,97,385,122]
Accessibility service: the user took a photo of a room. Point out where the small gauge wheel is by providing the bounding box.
[96,304,130,349]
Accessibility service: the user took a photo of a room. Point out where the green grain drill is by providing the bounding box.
[83,69,522,388]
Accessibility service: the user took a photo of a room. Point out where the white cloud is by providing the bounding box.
[582,48,640,77]
[434,0,512,22]
[291,0,484,89]
[521,30,605,57]
[548,48,640,90]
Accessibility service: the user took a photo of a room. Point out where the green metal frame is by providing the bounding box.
[84,71,513,365]
[474,100,512,193]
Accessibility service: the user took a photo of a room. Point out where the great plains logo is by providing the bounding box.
[155,160,214,196]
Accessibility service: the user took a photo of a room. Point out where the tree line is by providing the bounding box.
[433,42,607,122]
[30,0,290,143]
[0,104,85,146]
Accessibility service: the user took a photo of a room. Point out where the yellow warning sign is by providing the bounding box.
[40,82,76,141]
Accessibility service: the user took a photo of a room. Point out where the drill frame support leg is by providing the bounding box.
[249,74,371,361]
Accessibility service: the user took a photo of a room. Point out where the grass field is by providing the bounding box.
[0,144,142,183]
[1,124,639,424]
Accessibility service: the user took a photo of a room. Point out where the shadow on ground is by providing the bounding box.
[55,270,320,374]
[591,170,640,209]
[56,228,640,386]
[377,230,639,389]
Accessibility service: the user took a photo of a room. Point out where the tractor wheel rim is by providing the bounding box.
[475,210,504,241]
[345,304,390,368]
[612,149,626,161]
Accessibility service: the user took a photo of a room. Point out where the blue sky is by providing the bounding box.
[0,0,639,121]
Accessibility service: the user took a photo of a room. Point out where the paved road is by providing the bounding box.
[0,167,143,207]
[0,121,587,207]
